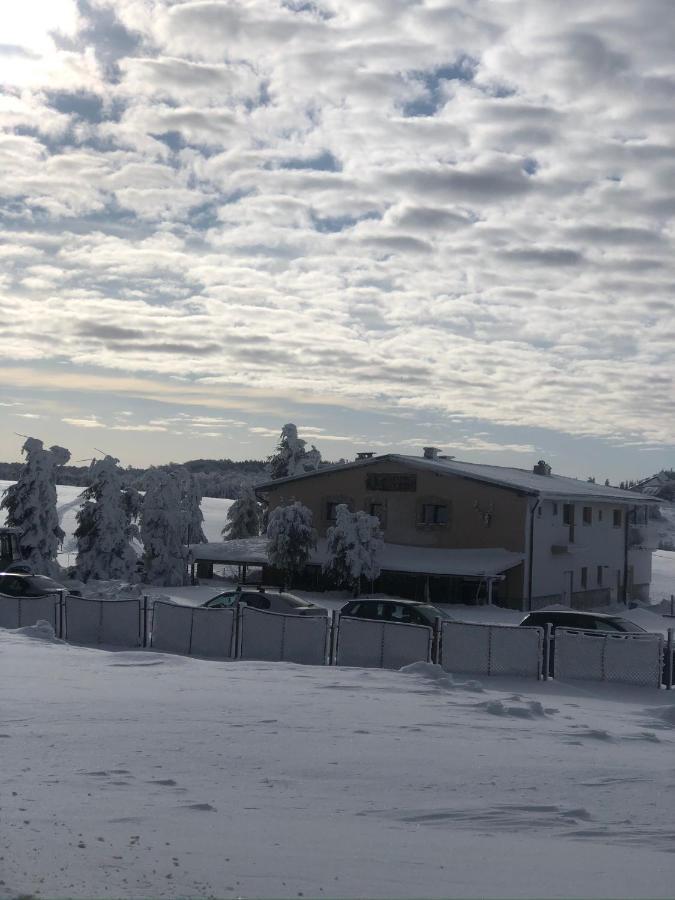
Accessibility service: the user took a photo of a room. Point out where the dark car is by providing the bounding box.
[202,588,326,617]
[340,598,454,628]
[0,572,80,599]
[519,610,647,635]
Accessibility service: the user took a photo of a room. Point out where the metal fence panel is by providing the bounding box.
[603,633,663,687]
[150,601,194,654]
[240,607,328,665]
[440,621,491,674]
[554,629,605,681]
[0,595,59,631]
[66,596,141,647]
[336,617,385,668]
[490,625,543,677]
[190,607,235,659]
[278,615,328,666]
[382,621,432,669]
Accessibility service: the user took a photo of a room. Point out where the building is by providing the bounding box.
[252,450,660,610]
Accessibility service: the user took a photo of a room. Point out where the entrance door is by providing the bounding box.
[562,570,573,607]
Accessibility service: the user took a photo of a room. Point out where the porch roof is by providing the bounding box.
[189,539,523,579]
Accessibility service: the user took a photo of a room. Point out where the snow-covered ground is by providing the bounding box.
[2,626,675,900]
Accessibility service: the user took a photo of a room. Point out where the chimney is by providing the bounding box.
[423,446,441,460]
[357,452,375,460]
[533,460,552,476]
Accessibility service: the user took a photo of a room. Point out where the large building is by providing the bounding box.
[254,450,660,610]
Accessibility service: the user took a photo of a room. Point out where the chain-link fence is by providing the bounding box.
[554,628,663,687]
[440,621,543,678]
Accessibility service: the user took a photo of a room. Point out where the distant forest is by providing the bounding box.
[0,458,269,499]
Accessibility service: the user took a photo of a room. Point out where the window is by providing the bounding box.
[551,502,558,516]
[369,502,384,522]
[613,509,622,528]
[365,473,417,492]
[582,506,592,525]
[0,534,14,560]
[563,504,573,525]
[597,566,603,586]
[420,504,449,525]
[598,509,603,522]
[581,567,588,589]
[326,502,340,522]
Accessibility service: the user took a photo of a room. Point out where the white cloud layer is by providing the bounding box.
[1,0,674,460]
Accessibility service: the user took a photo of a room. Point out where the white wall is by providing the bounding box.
[531,500,639,604]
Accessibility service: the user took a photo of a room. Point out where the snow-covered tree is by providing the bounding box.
[139,469,189,586]
[266,501,316,586]
[0,437,70,576]
[74,455,141,582]
[178,467,207,545]
[266,423,322,480]
[222,484,261,540]
[324,504,384,594]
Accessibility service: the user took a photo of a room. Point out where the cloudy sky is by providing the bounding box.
[1,0,673,479]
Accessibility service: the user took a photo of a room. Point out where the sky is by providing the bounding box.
[0,0,673,481]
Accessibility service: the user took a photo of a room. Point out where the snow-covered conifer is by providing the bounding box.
[266,501,316,586]
[74,455,141,582]
[178,467,207,545]
[139,469,189,585]
[0,437,71,575]
[324,504,383,594]
[266,424,322,479]
[222,484,261,540]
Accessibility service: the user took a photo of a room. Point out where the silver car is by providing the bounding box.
[202,588,326,617]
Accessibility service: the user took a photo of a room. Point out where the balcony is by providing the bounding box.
[628,525,660,550]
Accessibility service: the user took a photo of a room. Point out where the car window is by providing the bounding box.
[278,594,313,608]
[206,593,237,608]
[389,604,413,623]
[244,594,271,610]
[3,576,27,596]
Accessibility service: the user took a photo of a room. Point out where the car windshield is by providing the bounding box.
[279,594,314,608]
[604,618,647,634]
[415,604,453,620]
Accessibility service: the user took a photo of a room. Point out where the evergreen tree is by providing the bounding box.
[266,424,322,479]
[324,504,384,594]
[178,467,207,545]
[266,501,316,587]
[222,484,261,540]
[74,455,141,582]
[1,437,70,576]
[139,469,189,585]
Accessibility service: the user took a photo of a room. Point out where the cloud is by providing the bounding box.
[0,0,673,464]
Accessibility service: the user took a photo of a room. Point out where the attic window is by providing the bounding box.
[420,504,449,525]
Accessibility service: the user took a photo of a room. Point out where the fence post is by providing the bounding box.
[142,595,149,648]
[432,616,442,665]
[235,602,243,659]
[542,624,551,681]
[667,628,674,691]
[325,610,335,665]
[330,611,340,665]
[487,625,493,676]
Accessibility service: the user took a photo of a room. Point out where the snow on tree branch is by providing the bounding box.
[266,423,322,480]
[266,501,316,587]
[324,504,384,594]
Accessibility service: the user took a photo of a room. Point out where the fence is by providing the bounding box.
[440,621,543,678]
[335,616,432,669]
[150,601,236,659]
[554,628,664,687]
[239,606,329,665]
[2,594,673,689]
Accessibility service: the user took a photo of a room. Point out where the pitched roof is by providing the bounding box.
[257,454,660,504]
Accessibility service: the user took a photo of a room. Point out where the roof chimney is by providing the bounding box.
[357,452,375,460]
[423,446,441,460]
[533,459,552,476]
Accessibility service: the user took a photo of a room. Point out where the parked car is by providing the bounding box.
[519,610,647,634]
[201,588,327,617]
[0,572,81,599]
[340,598,454,628]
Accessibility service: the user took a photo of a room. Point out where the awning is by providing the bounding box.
[189,538,523,579]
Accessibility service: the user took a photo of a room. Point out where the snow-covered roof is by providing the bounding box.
[189,538,523,578]
[257,454,660,504]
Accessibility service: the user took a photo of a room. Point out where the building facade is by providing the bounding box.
[256,452,659,609]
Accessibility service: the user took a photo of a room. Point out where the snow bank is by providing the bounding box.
[400,660,484,692]
[11,618,62,643]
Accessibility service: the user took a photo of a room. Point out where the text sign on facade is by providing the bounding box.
[365,473,417,492]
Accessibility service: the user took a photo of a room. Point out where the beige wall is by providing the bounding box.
[262,461,528,552]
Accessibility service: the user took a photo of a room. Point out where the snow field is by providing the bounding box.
[1,628,675,899]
